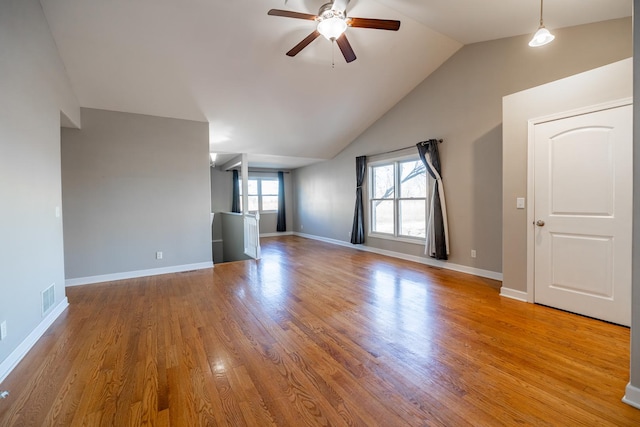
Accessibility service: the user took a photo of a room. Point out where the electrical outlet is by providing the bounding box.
[156,251,163,260]
[300,225,303,230]
[471,250,477,258]
[0,321,7,340]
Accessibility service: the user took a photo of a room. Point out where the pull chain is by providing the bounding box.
[331,40,335,68]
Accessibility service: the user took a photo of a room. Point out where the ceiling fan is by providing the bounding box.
[268,0,400,63]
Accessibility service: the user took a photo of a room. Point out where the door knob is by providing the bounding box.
[536,220,545,227]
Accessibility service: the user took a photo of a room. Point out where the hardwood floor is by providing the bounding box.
[0,235,638,426]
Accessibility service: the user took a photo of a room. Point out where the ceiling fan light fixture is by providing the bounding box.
[529,0,554,47]
[317,16,347,40]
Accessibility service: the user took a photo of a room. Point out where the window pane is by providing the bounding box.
[372,200,394,234]
[248,195,259,212]
[373,165,394,199]
[247,179,258,195]
[400,161,426,198]
[399,199,426,238]
[262,180,279,196]
[262,195,278,211]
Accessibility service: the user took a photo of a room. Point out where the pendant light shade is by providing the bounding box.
[529,27,555,47]
[529,0,554,47]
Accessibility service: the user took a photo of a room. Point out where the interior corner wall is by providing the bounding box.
[61,108,211,280]
[0,0,80,372]
[210,167,233,241]
[292,17,632,277]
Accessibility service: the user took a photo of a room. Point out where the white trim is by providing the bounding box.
[65,262,213,287]
[499,287,528,302]
[529,97,633,125]
[294,232,502,281]
[261,232,294,238]
[367,232,424,246]
[526,118,536,303]
[623,383,640,410]
[367,150,418,164]
[0,298,69,384]
[526,97,633,303]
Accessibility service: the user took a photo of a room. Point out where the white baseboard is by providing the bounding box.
[499,287,528,302]
[261,231,294,238]
[623,383,640,410]
[0,298,69,385]
[294,232,353,248]
[65,261,213,287]
[294,232,503,281]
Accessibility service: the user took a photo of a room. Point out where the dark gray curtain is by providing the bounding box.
[417,140,449,260]
[231,169,240,213]
[277,171,286,232]
[350,156,366,244]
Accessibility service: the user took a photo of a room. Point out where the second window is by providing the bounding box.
[370,158,427,241]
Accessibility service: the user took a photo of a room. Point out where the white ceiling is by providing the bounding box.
[40,0,631,169]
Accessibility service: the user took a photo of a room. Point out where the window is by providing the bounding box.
[369,158,427,242]
[238,177,279,213]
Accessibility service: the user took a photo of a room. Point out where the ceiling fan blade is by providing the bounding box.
[347,17,401,31]
[286,30,321,57]
[336,34,356,63]
[268,9,317,21]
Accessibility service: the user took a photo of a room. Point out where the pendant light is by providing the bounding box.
[529,0,555,47]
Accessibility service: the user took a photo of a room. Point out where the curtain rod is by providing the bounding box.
[418,138,444,146]
[226,168,290,174]
[369,139,443,157]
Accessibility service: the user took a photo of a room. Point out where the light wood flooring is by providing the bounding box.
[0,235,638,426]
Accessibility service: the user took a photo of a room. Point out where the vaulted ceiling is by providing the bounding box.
[40,0,632,168]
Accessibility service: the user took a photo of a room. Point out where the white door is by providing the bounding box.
[533,104,632,326]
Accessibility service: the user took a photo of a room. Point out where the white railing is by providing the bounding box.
[243,212,261,259]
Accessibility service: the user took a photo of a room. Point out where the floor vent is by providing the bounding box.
[42,284,55,316]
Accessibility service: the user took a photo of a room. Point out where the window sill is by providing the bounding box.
[246,210,277,215]
[368,233,425,246]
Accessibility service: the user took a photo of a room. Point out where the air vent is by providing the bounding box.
[42,283,55,316]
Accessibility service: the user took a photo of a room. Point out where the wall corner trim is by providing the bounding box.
[0,298,69,385]
[294,232,503,281]
[623,383,640,409]
[65,262,214,287]
[499,287,528,302]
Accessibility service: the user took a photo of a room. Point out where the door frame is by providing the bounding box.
[525,97,633,302]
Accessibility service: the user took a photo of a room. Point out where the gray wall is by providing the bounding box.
[292,18,632,276]
[0,0,80,367]
[220,213,252,263]
[210,167,232,246]
[61,108,211,279]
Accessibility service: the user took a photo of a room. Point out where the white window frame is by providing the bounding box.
[238,177,279,213]
[368,155,428,245]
